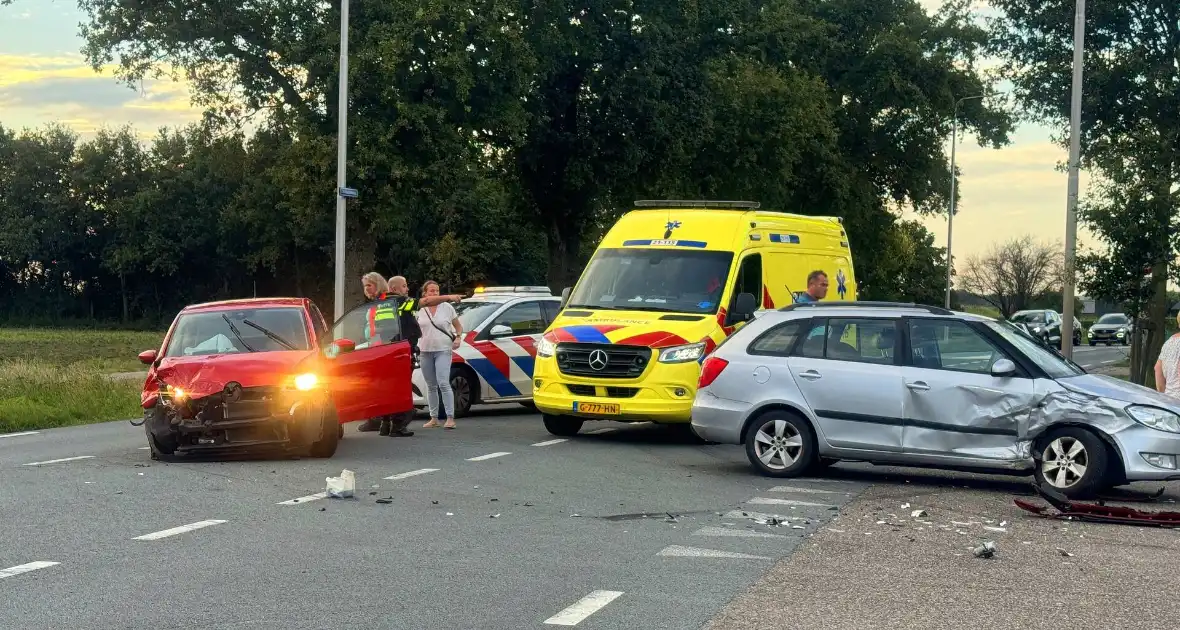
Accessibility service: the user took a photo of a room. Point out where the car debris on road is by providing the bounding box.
[1014,483,1180,528]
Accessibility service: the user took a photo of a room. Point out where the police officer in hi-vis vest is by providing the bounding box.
[357,273,463,435]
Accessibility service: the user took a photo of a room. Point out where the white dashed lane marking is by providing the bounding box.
[0,562,59,580]
[467,452,511,462]
[768,485,846,495]
[384,468,439,480]
[693,526,787,539]
[133,520,227,541]
[748,497,836,509]
[0,431,39,439]
[583,428,617,435]
[657,545,771,560]
[23,456,95,466]
[544,590,624,626]
[278,492,328,506]
[532,439,568,447]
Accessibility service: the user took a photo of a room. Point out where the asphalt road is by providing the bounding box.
[1069,343,1129,370]
[0,409,864,630]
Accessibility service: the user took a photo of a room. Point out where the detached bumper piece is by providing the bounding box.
[1015,484,1180,528]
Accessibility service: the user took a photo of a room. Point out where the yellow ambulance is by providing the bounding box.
[532,200,859,436]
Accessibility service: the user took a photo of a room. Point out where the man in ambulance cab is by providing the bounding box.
[795,270,829,303]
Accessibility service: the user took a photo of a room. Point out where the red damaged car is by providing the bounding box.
[136,296,413,459]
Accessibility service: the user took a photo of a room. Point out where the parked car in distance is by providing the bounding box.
[1088,312,1132,346]
[411,286,562,417]
[137,296,414,459]
[1009,309,1082,347]
[691,302,1180,498]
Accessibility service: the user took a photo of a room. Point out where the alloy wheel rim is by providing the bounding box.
[452,375,470,411]
[1041,437,1089,489]
[753,419,803,470]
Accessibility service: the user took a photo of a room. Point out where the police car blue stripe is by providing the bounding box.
[511,355,536,377]
[466,358,521,397]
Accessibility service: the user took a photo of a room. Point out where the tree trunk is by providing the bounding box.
[545,221,582,291]
[343,230,377,311]
[1131,263,1168,386]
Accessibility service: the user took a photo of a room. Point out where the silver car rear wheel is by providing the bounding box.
[744,411,816,478]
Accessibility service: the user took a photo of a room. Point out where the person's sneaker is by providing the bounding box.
[357,419,380,432]
[378,420,392,436]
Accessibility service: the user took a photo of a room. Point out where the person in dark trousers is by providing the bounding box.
[355,273,461,435]
[795,270,829,303]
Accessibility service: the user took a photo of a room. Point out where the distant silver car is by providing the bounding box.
[691,302,1180,498]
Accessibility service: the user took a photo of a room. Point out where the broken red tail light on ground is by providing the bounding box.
[1015,483,1180,528]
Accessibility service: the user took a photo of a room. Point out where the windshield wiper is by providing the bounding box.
[243,319,298,351]
[567,303,622,310]
[222,314,257,353]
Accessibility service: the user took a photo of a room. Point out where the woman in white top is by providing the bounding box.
[1155,312,1180,399]
[417,280,464,429]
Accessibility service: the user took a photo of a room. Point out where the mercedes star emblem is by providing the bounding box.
[588,349,609,371]
[223,381,242,403]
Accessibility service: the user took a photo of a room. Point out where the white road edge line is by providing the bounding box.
[532,439,569,447]
[467,452,511,462]
[0,431,39,439]
[543,590,624,626]
[583,428,617,435]
[0,561,59,579]
[278,492,329,505]
[133,520,227,541]
[694,526,786,539]
[384,468,440,480]
[748,497,836,509]
[23,455,95,466]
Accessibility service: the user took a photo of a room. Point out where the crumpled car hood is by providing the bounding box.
[1057,373,1177,410]
[151,351,317,400]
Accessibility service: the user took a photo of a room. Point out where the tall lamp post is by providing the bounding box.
[945,92,998,309]
[332,0,352,321]
[1060,0,1086,360]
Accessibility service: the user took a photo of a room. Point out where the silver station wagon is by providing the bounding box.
[690,302,1180,498]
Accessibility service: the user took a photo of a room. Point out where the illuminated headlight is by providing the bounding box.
[1117,328,1127,337]
[537,337,556,358]
[659,342,706,364]
[1032,326,1043,334]
[293,373,319,391]
[1127,405,1180,434]
[169,386,187,401]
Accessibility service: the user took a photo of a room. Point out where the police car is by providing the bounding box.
[412,286,562,417]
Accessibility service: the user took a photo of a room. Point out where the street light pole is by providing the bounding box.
[945,93,996,309]
[1060,0,1086,360]
[333,0,351,321]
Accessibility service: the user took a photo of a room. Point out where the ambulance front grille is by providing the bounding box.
[555,343,651,379]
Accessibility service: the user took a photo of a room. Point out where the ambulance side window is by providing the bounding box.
[730,253,763,316]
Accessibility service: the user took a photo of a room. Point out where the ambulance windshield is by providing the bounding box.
[566,248,734,314]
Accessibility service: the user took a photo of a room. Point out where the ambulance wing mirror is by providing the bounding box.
[732,293,757,323]
[560,287,572,310]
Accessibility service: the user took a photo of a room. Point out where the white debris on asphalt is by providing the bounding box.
[1057,548,1074,557]
[326,469,355,498]
[972,541,997,559]
[911,509,928,518]
[983,526,1008,533]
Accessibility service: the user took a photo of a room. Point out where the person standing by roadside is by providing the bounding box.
[417,280,463,429]
[1154,312,1180,399]
[794,270,829,303]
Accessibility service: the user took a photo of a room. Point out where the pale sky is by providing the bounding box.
[0,0,1096,269]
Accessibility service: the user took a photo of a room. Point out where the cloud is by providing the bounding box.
[0,53,201,138]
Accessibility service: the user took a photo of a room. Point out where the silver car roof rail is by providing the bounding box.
[779,301,954,316]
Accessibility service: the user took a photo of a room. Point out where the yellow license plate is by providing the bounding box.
[574,401,621,415]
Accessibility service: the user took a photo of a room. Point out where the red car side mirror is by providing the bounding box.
[138,350,157,365]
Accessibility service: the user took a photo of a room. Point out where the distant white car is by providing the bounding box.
[412,287,562,417]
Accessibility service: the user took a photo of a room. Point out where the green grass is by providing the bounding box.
[0,327,163,432]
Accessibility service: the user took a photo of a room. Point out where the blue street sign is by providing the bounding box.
[339,187,358,199]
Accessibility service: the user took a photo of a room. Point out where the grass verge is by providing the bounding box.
[0,327,162,432]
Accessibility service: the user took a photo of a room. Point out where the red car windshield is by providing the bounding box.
[164,307,311,357]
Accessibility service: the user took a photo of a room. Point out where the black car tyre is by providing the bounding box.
[543,414,583,437]
[308,407,340,458]
[1033,427,1109,499]
[744,410,817,478]
[1088,341,1096,346]
[450,366,475,418]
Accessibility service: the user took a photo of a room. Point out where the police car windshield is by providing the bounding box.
[164,308,310,357]
[567,248,734,314]
[456,300,505,330]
